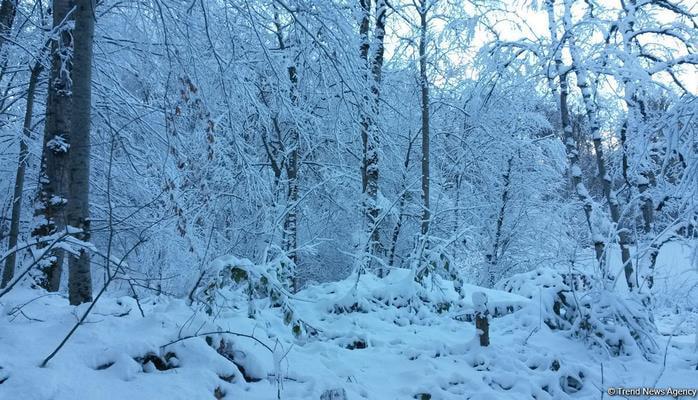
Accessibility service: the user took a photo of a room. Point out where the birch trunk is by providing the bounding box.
[563,1,635,290]
[620,0,659,292]
[358,0,371,193]
[546,0,605,271]
[274,12,300,291]
[66,0,95,305]
[359,0,387,276]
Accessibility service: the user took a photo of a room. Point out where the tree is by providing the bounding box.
[272,8,301,291]
[418,0,431,238]
[33,0,75,292]
[562,0,636,290]
[66,0,95,305]
[544,0,605,269]
[1,53,45,288]
[0,0,16,55]
[552,0,697,291]
[359,0,387,275]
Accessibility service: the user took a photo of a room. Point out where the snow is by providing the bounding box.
[570,165,582,178]
[2,243,696,400]
[649,241,698,310]
[46,135,70,153]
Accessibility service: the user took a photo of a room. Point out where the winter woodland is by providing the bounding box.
[0,0,697,398]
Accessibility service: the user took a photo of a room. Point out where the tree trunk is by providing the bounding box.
[486,156,513,287]
[358,0,371,196]
[560,72,604,265]
[359,0,387,276]
[66,0,95,305]
[0,0,16,55]
[564,5,635,289]
[473,292,489,347]
[283,127,299,291]
[388,134,414,269]
[274,12,300,292]
[619,0,658,292]
[418,1,430,237]
[1,62,43,288]
[546,0,605,271]
[33,0,75,292]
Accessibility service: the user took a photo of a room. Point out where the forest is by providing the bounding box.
[0,0,696,399]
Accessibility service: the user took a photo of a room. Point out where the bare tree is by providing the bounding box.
[546,0,603,260]
[273,10,301,291]
[561,0,636,290]
[0,0,16,55]
[33,0,75,292]
[418,0,431,237]
[66,0,95,305]
[359,0,387,275]
[1,56,45,288]
[485,155,513,287]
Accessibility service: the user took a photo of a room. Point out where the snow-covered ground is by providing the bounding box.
[1,242,696,400]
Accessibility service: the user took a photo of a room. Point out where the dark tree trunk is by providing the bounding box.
[33,0,75,292]
[388,134,414,269]
[358,0,371,195]
[358,0,371,193]
[418,1,430,237]
[486,156,513,287]
[1,61,43,288]
[66,0,95,305]
[0,0,16,54]
[620,0,657,292]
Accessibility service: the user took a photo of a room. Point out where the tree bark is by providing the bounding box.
[33,0,75,292]
[0,0,16,55]
[1,61,43,288]
[388,133,414,269]
[358,0,371,199]
[66,0,95,305]
[359,0,387,276]
[619,0,658,292]
[486,156,513,287]
[546,0,605,271]
[473,292,489,347]
[274,12,300,292]
[418,0,430,237]
[563,1,635,290]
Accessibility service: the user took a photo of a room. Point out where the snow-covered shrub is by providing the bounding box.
[191,255,314,338]
[417,245,464,294]
[499,268,658,358]
[330,268,463,319]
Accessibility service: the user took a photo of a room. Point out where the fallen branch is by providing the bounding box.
[160,330,274,354]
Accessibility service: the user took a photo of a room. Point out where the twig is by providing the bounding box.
[160,330,274,354]
[127,278,145,317]
[40,239,145,367]
[0,233,71,298]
